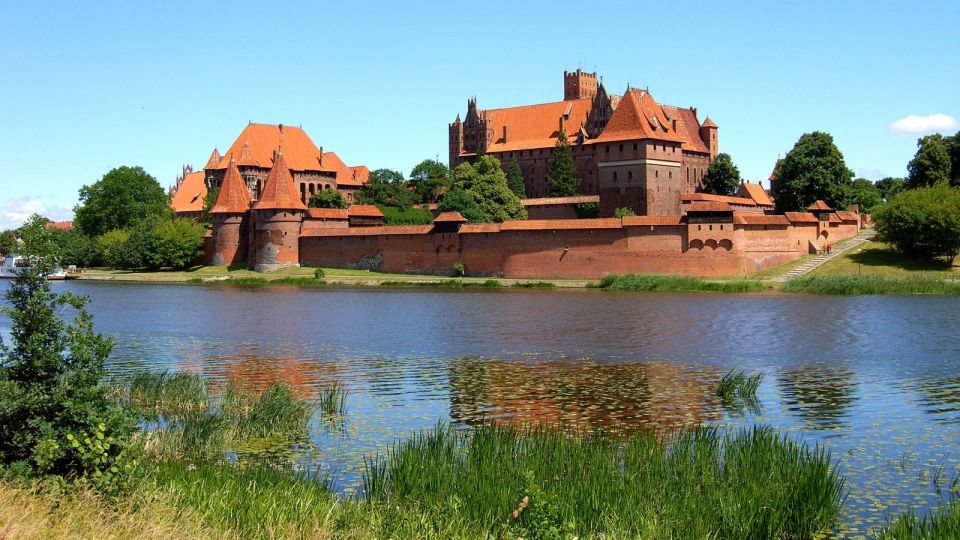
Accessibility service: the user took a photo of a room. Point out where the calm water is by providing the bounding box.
[3,281,960,536]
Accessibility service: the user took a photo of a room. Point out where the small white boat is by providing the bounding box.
[0,253,67,280]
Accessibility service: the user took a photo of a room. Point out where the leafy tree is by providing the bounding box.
[379,206,434,225]
[0,223,133,481]
[74,166,170,238]
[907,134,952,189]
[874,183,960,261]
[308,187,348,209]
[409,160,452,204]
[144,218,205,269]
[95,229,132,268]
[701,153,741,196]
[0,230,17,256]
[51,229,97,268]
[447,155,526,222]
[613,207,636,218]
[437,188,486,223]
[201,186,219,224]
[946,131,960,186]
[505,158,526,198]
[546,133,580,197]
[356,168,417,209]
[774,132,854,213]
[574,202,600,218]
[848,178,883,214]
[875,177,907,201]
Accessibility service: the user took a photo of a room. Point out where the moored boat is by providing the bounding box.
[0,253,67,280]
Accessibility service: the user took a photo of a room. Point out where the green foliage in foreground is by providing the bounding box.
[874,183,960,261]
[596,274,764,292]
[717,370,764,417]
[379,206,434,225]
[783,274,960,295]
[363,423,845,539]
[879,497,960,539]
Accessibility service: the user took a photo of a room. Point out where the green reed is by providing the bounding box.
[879,497,960,539]
[717,369,764,416]
[596,273,764,292]
[316,380,348,417]
[124,371,210,421]
[783,274,960,295]
[510,281,556,288]
[362,422,845,538]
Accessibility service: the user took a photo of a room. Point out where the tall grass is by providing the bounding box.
[878,497,960,539]
[596,273,764,292]
[124,371,210,421]
[316,381,348,417]
[363,422,845,538]
[510,281,556,288]
[783,274,960,295]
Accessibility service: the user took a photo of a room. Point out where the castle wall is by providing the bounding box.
[251,210,302,272]
[210,214,247,266]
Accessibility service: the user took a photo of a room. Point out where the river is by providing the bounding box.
[3,280,960,536]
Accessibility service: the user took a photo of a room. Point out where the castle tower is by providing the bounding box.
[564,69,598,100]
[699,117,718,161]
[448,114,463,167]
[250,149,306,272]
[209,155,251,266]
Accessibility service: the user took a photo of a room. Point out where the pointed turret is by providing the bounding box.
[253,150,306,211]
[699,116,719,161]
[204,148,222,170]
[236,140,258,167]
[210,156,251,214]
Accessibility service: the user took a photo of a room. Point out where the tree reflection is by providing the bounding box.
[778,364,857,431]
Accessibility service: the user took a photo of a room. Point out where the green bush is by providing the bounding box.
[308,188,348,209]
[874,183,960,261]
[96,229,132,268]
[613,207,636,218]
[314,268,325,279]
[145,218,205,269]
[574,202,600,218]
[379,206,434,225]
[452,262,466,277]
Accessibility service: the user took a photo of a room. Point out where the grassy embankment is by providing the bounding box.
[0,370,869,539]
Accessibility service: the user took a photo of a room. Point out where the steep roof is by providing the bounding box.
[434,211,467,223]
[660,106,710,154]
[835,210,860,222]
[44,221,73,231]
[214,124,324,172]
[203,149,221,169]
[592,88,685,144]
[681,193,756,206]
[235,141,261,167]
[170,171,208,213]
[252,151,306,211]
[807,200,833,211]
[210,157,251,214]
[482,98,593,153]
[701,117,718,128]
[784,212,819,223]
[686,201,733,212]
[737,183,774,207]
[347,204,383,218]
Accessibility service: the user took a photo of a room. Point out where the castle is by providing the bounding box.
[449,69,717,216]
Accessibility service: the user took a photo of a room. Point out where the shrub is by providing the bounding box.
[453,262,466,277]
[574,202,600,218]
[613,207,636,218]
[145,218,205,269]
[379,206,434,225]
[308,187,348,209]
[95,229,131,268]
[314,268,325,279]
[874,183,960,261]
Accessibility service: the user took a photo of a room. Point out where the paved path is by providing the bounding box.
[767,229,876,283]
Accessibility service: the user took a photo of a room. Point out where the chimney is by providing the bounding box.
[559,116,565,135]
[672,119,677,131]
[279,123,284,133]
[502,125,508,143]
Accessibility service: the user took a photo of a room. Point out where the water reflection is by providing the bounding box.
[907,375,960,425]
[778,364,858,431]
[449,358,722,432]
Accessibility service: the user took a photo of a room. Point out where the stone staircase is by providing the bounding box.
[768,229,876,283]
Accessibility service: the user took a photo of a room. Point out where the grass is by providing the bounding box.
[316,381,348,417]
[191,276,327,288]
[363,422,845,539]
[782,274,960,295]
[811,241,959,277]
[717,369,764,417]
[510,281,556,288]
[595,273,764,293]
[878,497,960,539]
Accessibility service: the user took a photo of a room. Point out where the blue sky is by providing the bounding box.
[1,0,957,228]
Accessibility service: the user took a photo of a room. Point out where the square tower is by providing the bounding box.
[564,69,598,100]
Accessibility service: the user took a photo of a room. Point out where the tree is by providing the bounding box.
[95,229,132,268]
[505,158,526,198]
[144,218,205,269]
[201,186,219,224]
[613,207,636,218]
[409,159,451,203]
[437,188,486,223]
[0,230,17,256]
[946,131,960,186]
[874,183,960,261]
[356,168,417,209]
[701,153,741,196]
[546,133,580,197]
[51,229,97,268]
[74,166,170,238]
[875,177,907,201]
[0,224,133,480]
[848,178,883,214]
[907,134,952,189]
[446,155,526,222]
[308,187,348,209]
[774,132,854,213]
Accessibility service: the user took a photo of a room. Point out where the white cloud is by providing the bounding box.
[888,114,959,136]
[856,168,886,181]
[0,197,74,231]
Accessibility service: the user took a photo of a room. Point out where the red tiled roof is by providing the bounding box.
[592,88,684,144]
[170,171,208,213]
[253,151,306,211]
[306,208,348,220]
[500,218,622,231]
[346,165,370,186]
[835,210,860,222]
[235,141,260,167]
[348,204,383,218]
[701,117,718,128]
[768,159,782,182]
[434,211,467,223]
[807,200,833,211]
[737,183,774,206]
[459,223,502,234]
[828,213,842,223]
[686,201,733,212]
[521,195,600,207]
[482,99,594,153]
[45,221,73,231]
[621,215,684,226]
[660,106,710,154]
[681,193,756,206]
[203,148,221,170]
[214,124,323,172]
[301,225,432,237]
[784,212,819,223]
[210,158,251,214]
[733,213,789,225]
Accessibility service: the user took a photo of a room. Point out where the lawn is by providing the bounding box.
[810,241,959,277]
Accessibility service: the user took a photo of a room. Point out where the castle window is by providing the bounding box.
[613,172,618,181]
[633,143,638,151]
[605,145,609,153]
[669,171,672,179]
[628,171,633,180]
[655,170,659,178]
[619,144,623,152]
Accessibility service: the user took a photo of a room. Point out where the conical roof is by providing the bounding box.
[236,140,259,167]
[203,148,222,170]
[210,156,251,214]
[701,116,718,128]
[253,150,306,211]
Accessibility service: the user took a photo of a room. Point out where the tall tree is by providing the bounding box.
[356,169,417,209]
[774,132,854,213]
[444,155,526,222]
[848,178,883,213]
[505,158,526,198]
[308,187,348,209]
[437,188,485,223]
[546,133,580,197]
[875,177,907,201]
[74,166,170,238]
[907,134,952,189]
[943,131,960,186]
[409,159,451,203]
[0,230,16,256]
[875,183,960,261]
[701,153,741,196]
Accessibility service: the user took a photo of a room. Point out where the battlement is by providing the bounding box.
[564,68,598,100]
